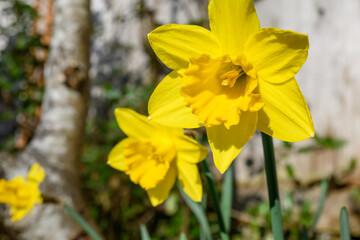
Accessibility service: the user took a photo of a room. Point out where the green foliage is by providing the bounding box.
[0,0,45,151]
[140,224,151,240]
[342,158,357,175]
[64,204,102,240]
[285,164,296,180]
[311,179,329,234]
[178,183,213,240]
[245,194,314,239]
[351,189,360,204]
[261,133,284,240]
[246,201,272,230]
[179,232,187,240]
[299,201,313,227]
[298,135,347,153]
[283,141,293,149]
[220,165,233,234]
[340,207,351,240]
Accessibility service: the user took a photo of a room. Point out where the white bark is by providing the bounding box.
[0,0,95,239]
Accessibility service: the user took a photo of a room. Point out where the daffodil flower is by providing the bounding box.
[0,163,45,221]
[147,0,314,173]
[107,108,208,206]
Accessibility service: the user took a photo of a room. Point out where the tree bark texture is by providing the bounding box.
[0,0,94,239]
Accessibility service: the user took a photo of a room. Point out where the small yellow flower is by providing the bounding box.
[107,108,208,206]
[147,0,314,173]
[0,163,45,221]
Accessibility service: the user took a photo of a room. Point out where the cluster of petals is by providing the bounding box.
[147,0,314,173]
[108,108,208,206]
[0,163,45,221]
[108,0,315,206]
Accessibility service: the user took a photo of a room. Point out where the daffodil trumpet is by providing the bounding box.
[147,0,314,174]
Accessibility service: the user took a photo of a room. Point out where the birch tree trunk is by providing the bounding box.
[0,0,95,239]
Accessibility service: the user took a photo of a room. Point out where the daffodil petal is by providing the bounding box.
[115,108,163,139]
[177,161,202,202]
[107,138,135,171]
[148,24,222,70]
[207,111,257,173]
[176,135,208,164]
[10,207,29,222]
[26,163,45,185]
[208,0,260,56]
[257,77,314,141]
[147,163,177,206]
[148,71,203,128]
[245,28,309,83]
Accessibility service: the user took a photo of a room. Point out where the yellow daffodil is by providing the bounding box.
[0,162,45,221]
[107,108,208,206]
[147,0,314,173]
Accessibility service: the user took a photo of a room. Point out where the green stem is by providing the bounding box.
[340,207,351,240]
[261,133,284,240]
[64,204,102,240]
[201,160,229,240]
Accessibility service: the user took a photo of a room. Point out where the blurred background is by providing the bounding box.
[0,0,359,239]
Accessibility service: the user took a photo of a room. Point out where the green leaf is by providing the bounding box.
[219,232,230,240]
[315,135,347,149]
[351,189,360,204]
[343,158,357,174]
[201,160,228,239]
[285,164,295,180]
[220,165,233,233]
[340,207,351,240]
[140,224,151,240]
[178,183,213,240]
[180,232,187,240]
[311,179,329,234]
[301,227,310,240]
[63,204,102,240]
[200,194,208,240]
[283,141,293,149]
[15,34,28,50]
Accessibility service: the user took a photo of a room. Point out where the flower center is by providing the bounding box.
[181,54,264,129]
[0,178,39,208]
[220,68,245,87]
[123,138,176,190]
